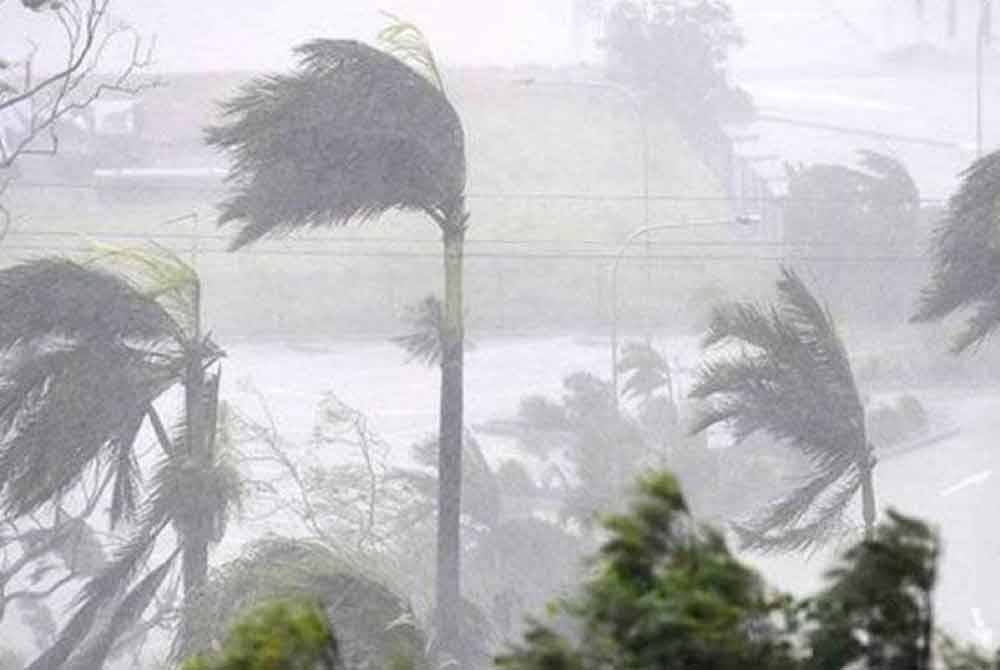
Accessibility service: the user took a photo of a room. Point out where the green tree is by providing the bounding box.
[800,509,940,670]
[177,539,427,670]
[497,471,798,670]
[689,267,876,551]
[182,599,339,670]
[0,250,238,669]
[205,19,469,659]
[913,150,1000,351]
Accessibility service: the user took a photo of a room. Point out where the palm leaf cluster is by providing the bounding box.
[0,258,183,519]
[0,252,237,670]
[618,340,673,402]
[690,267,871,552]
[205,38,466,250]
[913,149,1000,352]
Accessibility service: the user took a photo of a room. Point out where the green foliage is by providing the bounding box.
[182,599,339,670]
[498,472,797,670]
[177,539,426,670]
[690,266,872,552]
[800,509,940,670]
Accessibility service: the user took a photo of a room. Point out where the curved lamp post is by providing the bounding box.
[610,215,758,402]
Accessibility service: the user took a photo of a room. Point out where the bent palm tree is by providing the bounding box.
[689,267,876,552]
[205,19,469,657]
[0,250,236,669]
[912,150,1000,352]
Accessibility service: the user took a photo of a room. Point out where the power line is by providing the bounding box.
[4,180,952,204]
[0,229,930,251]
[0,241,930,263]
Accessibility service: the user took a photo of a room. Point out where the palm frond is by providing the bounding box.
[206,39,466,249]
[691,267,871,551]
[732,462,861,553]
[619,340,672,401]
[392,295,445,366]
[24,591,104,670]
[65,550,181,670]
[89,244,200,339]
[0,343,181,518]
[0,258,179,350]
[377,12,446,93]
[913,149,1000,352]
[28,516,169,670]
[109,414,145,527]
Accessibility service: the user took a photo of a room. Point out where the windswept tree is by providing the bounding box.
[690,267,876,552]
[0,249,237,669]
[205,18,470,659]
[913,150,1000,352]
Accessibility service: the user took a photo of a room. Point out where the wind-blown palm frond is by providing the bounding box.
[619,340,672,401]
[393,295,445,366]
[0,257,190,519]
[913,149,1000,352]
[90,244,201,339]
[0,258,179,349]
[377,12,446,92]
[64,549,181,670]
[0,341,179,519]
[690,267,872,551]
[205,39,466,249]
[26,514,170,670]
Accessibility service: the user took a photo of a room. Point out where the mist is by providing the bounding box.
[3,1,1000,668]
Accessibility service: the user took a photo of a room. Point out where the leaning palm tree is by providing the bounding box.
[689,267,876,552]
[205,17,469,657]
[912,150,1000,352]
[0,249,237,670]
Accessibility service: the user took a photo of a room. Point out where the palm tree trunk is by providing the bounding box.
[436,218,465,662]
[860,452,877,538]
[177,352,211,648]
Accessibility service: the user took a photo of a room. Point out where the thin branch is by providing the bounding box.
[0,0,157,170]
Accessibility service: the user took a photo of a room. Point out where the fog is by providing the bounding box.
[3,1,1000,668]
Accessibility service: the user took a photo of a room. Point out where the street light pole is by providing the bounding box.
[610,216,757,402]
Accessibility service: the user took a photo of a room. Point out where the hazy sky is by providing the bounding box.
[3,0,928,74]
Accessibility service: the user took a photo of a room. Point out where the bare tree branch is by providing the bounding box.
[0,0,157,170]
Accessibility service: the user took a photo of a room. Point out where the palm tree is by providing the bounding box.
[912,150,1000,352]
[689,267,876,552]
[205,18,469,656]
[0,250,237,669]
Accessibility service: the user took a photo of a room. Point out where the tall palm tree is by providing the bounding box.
[205,19,469,657]
[0,250,236,669]
[689,267,876,552]
[912,150,1000,352]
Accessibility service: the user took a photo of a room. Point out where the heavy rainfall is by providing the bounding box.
[2,1,999,668]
